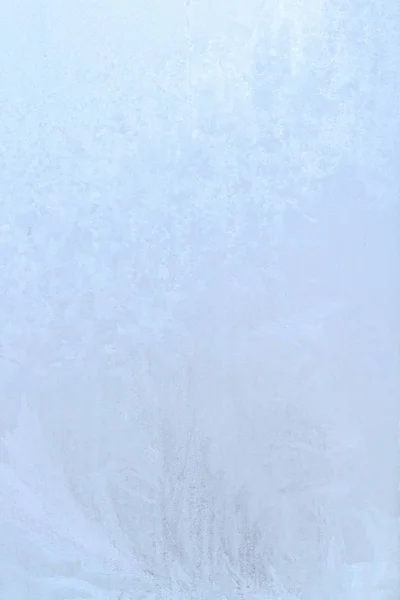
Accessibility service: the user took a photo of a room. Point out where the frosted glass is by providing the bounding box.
[0,2,398,599]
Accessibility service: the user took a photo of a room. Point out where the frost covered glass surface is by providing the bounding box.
[0,2,399,599]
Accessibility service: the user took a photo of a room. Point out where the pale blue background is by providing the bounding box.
[0,2,398,598]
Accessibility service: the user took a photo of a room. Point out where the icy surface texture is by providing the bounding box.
[0,1,399,599]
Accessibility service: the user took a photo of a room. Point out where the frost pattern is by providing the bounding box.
[0,1,399,599]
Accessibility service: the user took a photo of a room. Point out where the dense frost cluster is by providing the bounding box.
[0,1,399,599]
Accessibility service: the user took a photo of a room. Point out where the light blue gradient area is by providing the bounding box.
[0,2,399,599]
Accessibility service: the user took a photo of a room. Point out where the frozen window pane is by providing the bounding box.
[0,2,399,599]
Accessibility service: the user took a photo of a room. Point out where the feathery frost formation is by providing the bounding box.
[0,1,399,598]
